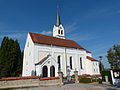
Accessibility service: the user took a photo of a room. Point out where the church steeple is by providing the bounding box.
[56,11,61,26]
[53,10,65,39]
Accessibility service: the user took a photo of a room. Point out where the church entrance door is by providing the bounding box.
[50,65,55,77]
[42,66,48,77]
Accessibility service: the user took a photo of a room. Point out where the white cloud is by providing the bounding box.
[64,21,96,41]
[41,30,52,35]
[67,33,95,41]
[65,21,79,34]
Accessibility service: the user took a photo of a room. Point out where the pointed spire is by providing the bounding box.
[56,8,61,26]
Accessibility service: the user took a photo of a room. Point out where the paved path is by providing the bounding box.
[14,83,120,90]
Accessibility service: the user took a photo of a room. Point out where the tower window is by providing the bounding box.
[80,57,83,69]
[61,30,63,35]
[60,27,62,29]
[70,56,73,69]
[58,30,60,34]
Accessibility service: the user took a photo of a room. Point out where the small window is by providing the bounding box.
[61,30,63,35]
[60,27,62,29]
[80,57,83,69]
[70,56,72,69]
[58,30,60,34]
[58,56,61,70]
[27,42,29,47]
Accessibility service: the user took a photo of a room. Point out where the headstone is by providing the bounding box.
[105,76,109,82]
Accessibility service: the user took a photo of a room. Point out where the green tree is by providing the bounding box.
[99,56,104,73]
[0,37,22,77]
[106,45,120,69]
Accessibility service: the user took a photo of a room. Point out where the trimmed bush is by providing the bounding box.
[91,78,97,82]
[79,77,92,83]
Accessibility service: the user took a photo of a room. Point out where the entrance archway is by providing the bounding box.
[50,65,55,77]
[42,66,48,77]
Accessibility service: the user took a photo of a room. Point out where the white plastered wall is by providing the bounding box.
[22,33,35,76]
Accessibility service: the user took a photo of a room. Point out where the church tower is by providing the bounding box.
[53,11,65,39]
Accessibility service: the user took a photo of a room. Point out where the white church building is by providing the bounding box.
[22,12,100,77]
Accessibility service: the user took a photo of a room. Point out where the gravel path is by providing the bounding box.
[13,83,120,90]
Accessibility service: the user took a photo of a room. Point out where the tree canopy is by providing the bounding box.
[107,45,120,69]
[0,37,23,77]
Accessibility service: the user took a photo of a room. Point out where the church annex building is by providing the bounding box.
[22,12,100,77]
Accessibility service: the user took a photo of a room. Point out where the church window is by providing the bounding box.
[80,57,83,69]
[50,65,55,77]
[27,42,29,47]
[58,56,61,71]
[58,30,60,34]
[60,27,62,29]
[61,30,63,35]
[42,66,48,77]
[70,56,73,69]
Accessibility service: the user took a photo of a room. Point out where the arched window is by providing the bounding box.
[58,30,60,34]
[58,56,61,70]
[50,65,55,77]
[61,30,63,35]
[42,66,48,77]
[70,56,73,69]
[80,57,83,69]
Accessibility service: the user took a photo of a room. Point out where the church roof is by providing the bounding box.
[86,56,98,61]
[29,32,84,49]
[29,32,88,50]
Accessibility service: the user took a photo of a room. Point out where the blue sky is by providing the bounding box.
[0,0,120,68]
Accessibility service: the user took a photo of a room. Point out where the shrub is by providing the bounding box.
[79,77,92,83]
[101,70,112,84]
[91,78,97,82]
[98,78,102,84]
[63,77,67,79]
[71,75,75,78]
